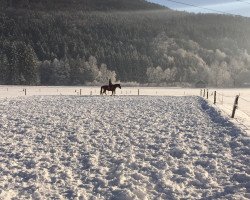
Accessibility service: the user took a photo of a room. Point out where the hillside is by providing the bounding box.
[0,0,165,11]
[0,0,250,86]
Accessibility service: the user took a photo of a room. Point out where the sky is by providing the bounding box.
[148,0,250,17]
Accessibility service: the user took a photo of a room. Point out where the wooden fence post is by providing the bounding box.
[214,91,217,104]
[231,95,239,118]
[23,89,26,95]
[206,89,209,99]
[138,89,140,96]
[203,89,206,97]
[80,89,82,96]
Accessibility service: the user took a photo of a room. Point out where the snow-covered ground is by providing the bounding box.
[0,94,249,199]
[1,85,249,134]
[208,89,250,136]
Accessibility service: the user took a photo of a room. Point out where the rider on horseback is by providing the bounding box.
[109,78,113,90]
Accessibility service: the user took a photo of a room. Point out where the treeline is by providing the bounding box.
[0,0,164,11]
[40,56,116,85]
[0,1,250,86]
[147,34,250,87]
[0,41,116,85]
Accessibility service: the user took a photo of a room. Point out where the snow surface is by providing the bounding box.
[0,95,249,199]
[207,88,250,136]
[1,86,250,134]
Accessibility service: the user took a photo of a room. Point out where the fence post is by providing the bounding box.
[203,89,206,97]
[231,95,239,118]
[206,89,209,99]
[138,89,140,96]
[23,89,27,96]
[80,89,82,96]
[200,89,202,96]
[214,91,217,104]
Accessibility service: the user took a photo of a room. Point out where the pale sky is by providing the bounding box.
[148,0,250,17]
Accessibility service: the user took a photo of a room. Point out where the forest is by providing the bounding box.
[0,0,250,87]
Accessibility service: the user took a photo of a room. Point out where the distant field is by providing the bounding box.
[0,86,249,134]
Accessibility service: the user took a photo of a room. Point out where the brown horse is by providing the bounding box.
[100,84,121,95]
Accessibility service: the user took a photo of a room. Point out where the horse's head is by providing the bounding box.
[114,84,121,89]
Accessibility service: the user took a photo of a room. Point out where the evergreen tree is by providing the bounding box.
[0,53,9,84]
[20,44,39,85]
[40,60,52,85]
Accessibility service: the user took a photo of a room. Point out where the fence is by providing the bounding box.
[1,86,249,132]
[200,88,250,133]
[1,86,250,119]
[0,86,201,98]
[200,88,250,118]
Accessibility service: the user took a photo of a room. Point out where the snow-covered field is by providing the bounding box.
[1,86,250,134]
[0,91,249,199]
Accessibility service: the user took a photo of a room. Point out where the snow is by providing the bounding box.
[0,91,249,199]
[207,88,250,136]
[1,86,249,134]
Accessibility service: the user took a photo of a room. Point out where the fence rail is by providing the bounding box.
[200,89,250,126]
[1,86,249,132]
[1,86,250,120]
[0,86,202,98]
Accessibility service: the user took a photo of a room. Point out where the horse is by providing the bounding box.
[100,84,121,96]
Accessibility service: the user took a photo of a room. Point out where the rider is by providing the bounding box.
[109,78,113,90]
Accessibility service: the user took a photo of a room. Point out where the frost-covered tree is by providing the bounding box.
[83,56,99,83]
[147,66,165,84]
[96,63,116,84]
[56,58,70,85]
[40,60,52,85]
[50,58,70,85]
[69,57,85,85]
[209,61,231,87]
[22,45,39,85]
[214,49,227,62]
[228,58,246,87]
